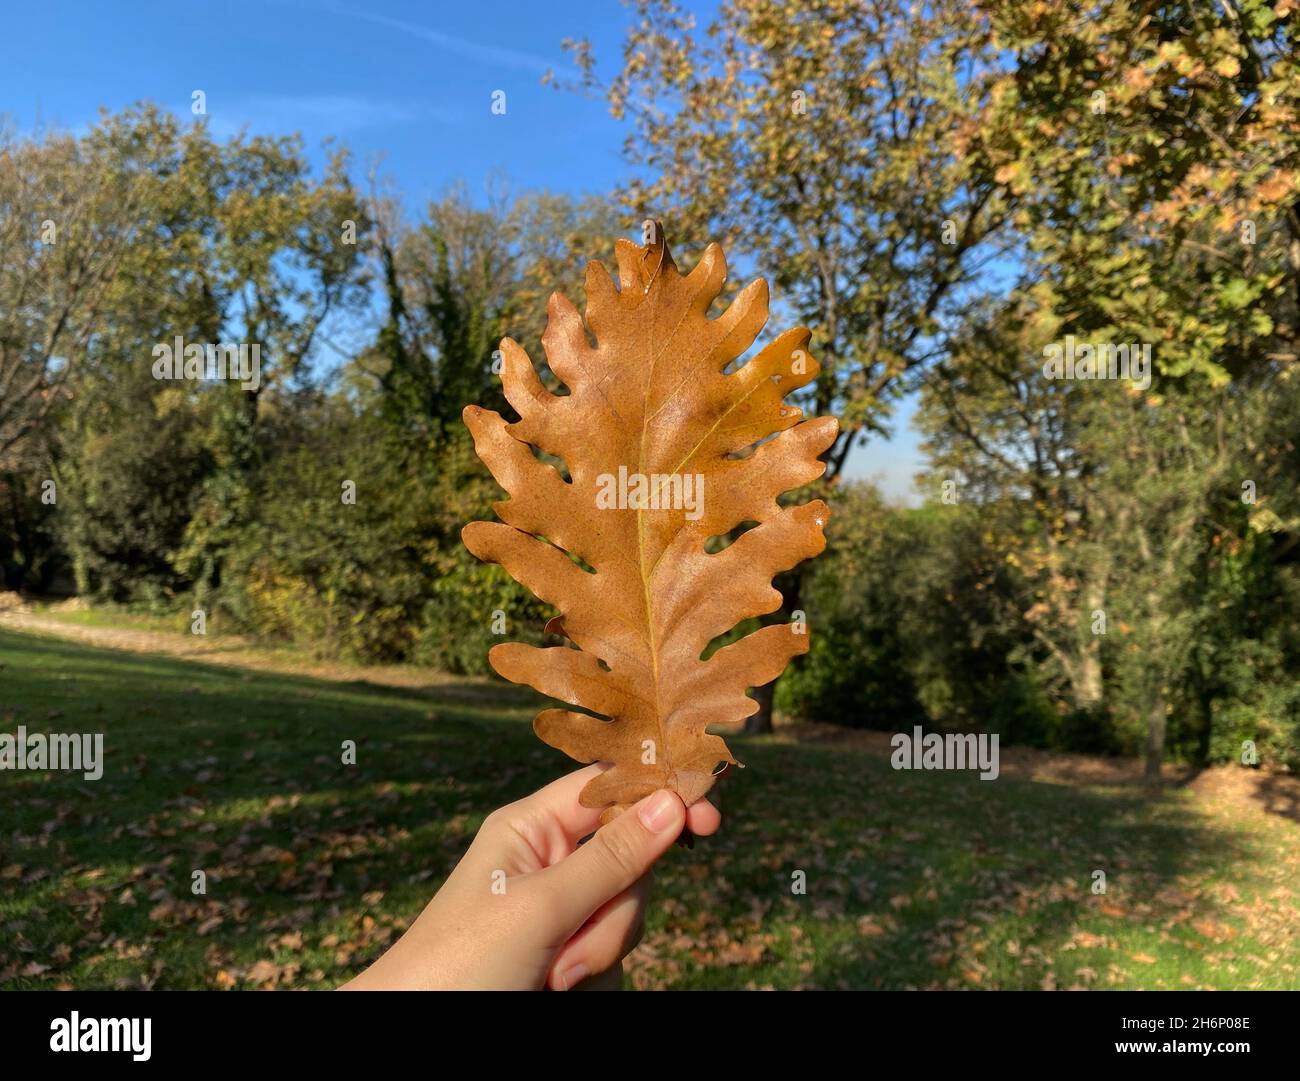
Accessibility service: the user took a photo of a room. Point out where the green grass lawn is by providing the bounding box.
[1,626,1297,990]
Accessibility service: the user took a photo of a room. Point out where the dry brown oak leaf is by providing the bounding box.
[462,229,838,823]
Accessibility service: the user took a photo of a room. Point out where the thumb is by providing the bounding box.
[537,789,685,935]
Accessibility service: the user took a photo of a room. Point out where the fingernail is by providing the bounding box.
[638,790,679,832]
[559,962,589,991]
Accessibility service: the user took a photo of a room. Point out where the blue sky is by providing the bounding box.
[1,0,924,500]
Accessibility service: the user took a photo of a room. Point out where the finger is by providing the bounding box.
[477,764,609,870]
[534,789,684,935]
[511,763,609,841]
[546,873,652,991]
[686,798,721,837]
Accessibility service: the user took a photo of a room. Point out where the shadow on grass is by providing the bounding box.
[1249,771,1300,827]
[747,741,1252,989]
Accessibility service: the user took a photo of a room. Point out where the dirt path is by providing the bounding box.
[0,608,477,693]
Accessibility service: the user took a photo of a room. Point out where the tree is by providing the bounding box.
[917,295,1112,715]
[11,108,373,604]
[555,0,1013,729]
[222,187,625,663]
[362,185,623,438]
[974,0,1300,383]
[167,118,371,597]
[955,0,1300,777]
[0,128,144,465]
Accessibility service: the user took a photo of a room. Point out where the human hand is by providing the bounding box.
[341,764,721,990]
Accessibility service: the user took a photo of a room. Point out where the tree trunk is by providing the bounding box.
[1074,574,1107,709]
[1144,690,1166,782]
[1073,640,1104,710]
[746,680,776,735]
[1191,658,1214,770]
[743,564,806,734]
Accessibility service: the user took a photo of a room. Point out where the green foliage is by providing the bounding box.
[217,400,547,668]
[218,402,422,659]
[5,111,608,671]
[0,468,61,592]
[55,381,212,606]
[780,485,1059,744]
